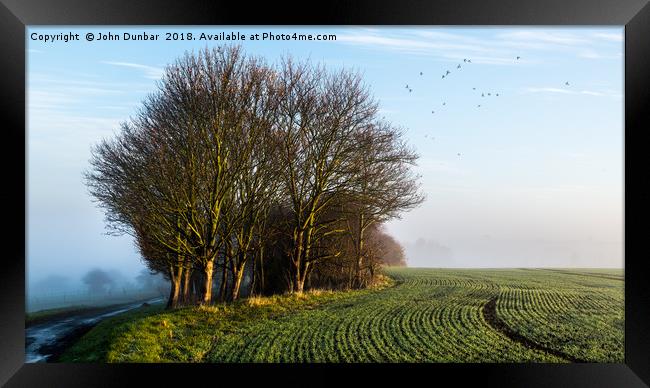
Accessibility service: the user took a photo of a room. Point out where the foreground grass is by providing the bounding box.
[57,304,167,362]
[59,278,392,362]
[60,268,623,363]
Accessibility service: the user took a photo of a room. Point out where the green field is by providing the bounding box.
[60,268,624,363]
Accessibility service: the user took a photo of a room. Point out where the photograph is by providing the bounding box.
[24,26,625,364]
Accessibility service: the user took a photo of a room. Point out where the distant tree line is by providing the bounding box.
[85,46,422,308]
[78,268,166,295]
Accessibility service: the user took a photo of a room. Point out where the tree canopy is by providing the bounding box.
[86,45,423,308]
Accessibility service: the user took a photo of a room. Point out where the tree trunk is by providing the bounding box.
[201,260,214,305]
[354,214,365,288]
[295,274,305,293]
[231,261,246,301]
[293,222,314,294]
[258,245,265,295]
[182,264,192,304]
[166,265,183,309]
[192,270,203,303]
[291,228,304,293]
[251,251,257,297]
[295,261,310,293]
[166,278,179,309]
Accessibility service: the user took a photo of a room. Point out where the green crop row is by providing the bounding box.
[61,268,623,363]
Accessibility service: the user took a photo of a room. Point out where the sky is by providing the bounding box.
[26,26,624,291]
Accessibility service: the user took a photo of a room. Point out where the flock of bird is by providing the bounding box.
[404,56,571,157]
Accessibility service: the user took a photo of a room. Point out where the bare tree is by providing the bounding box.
[86,46,278,306]
[275,59,379,293]
[371,226,407,267]
[344,121,424,287]
[82,269,114,294]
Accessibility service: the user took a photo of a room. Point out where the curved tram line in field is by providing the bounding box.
[201,268,623,363]
[481,297,584,363]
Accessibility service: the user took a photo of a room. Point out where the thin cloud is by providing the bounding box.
[580,90,623,99]
[495,30,623,60]
[579,91,605,96]
[336,29,619,66]
[335,31,518,64]
[592,32,624,42]
[578,49,622,60]
[526,87,573,94]
[29,110,121,138]
[101,61,164,79]
[496,31,591,46]
[28,86,125,112]
[30,73,152,90]
[96,105,131,111]
[336,33,488,54]
[28,90,80,110]
[524,87,621,98]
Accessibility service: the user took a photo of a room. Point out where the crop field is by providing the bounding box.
[61,268,624,363]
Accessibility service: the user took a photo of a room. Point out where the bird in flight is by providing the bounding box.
[565,81,570,86]
[431,110,435,114]
[467,59,472,63]
[446,70,451,75]
[457,64,461,69]
[442,75,445,79]
[482,93,485,97]
[409,88,413,92]
[442,102,446,105]
[472,87,476,90]
[463,58,467,62]
[496,93,499,96]
[488,93,491,96]
[477,104,481,107]
[405,84,409,89]
[516,56,521,60]
[457,153,461,156]
[420,72,423,76]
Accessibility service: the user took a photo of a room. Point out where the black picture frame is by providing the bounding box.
[1,0,648,386]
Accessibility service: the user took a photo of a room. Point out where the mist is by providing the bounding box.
[27,267,166,312]
[385,181,623,268]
